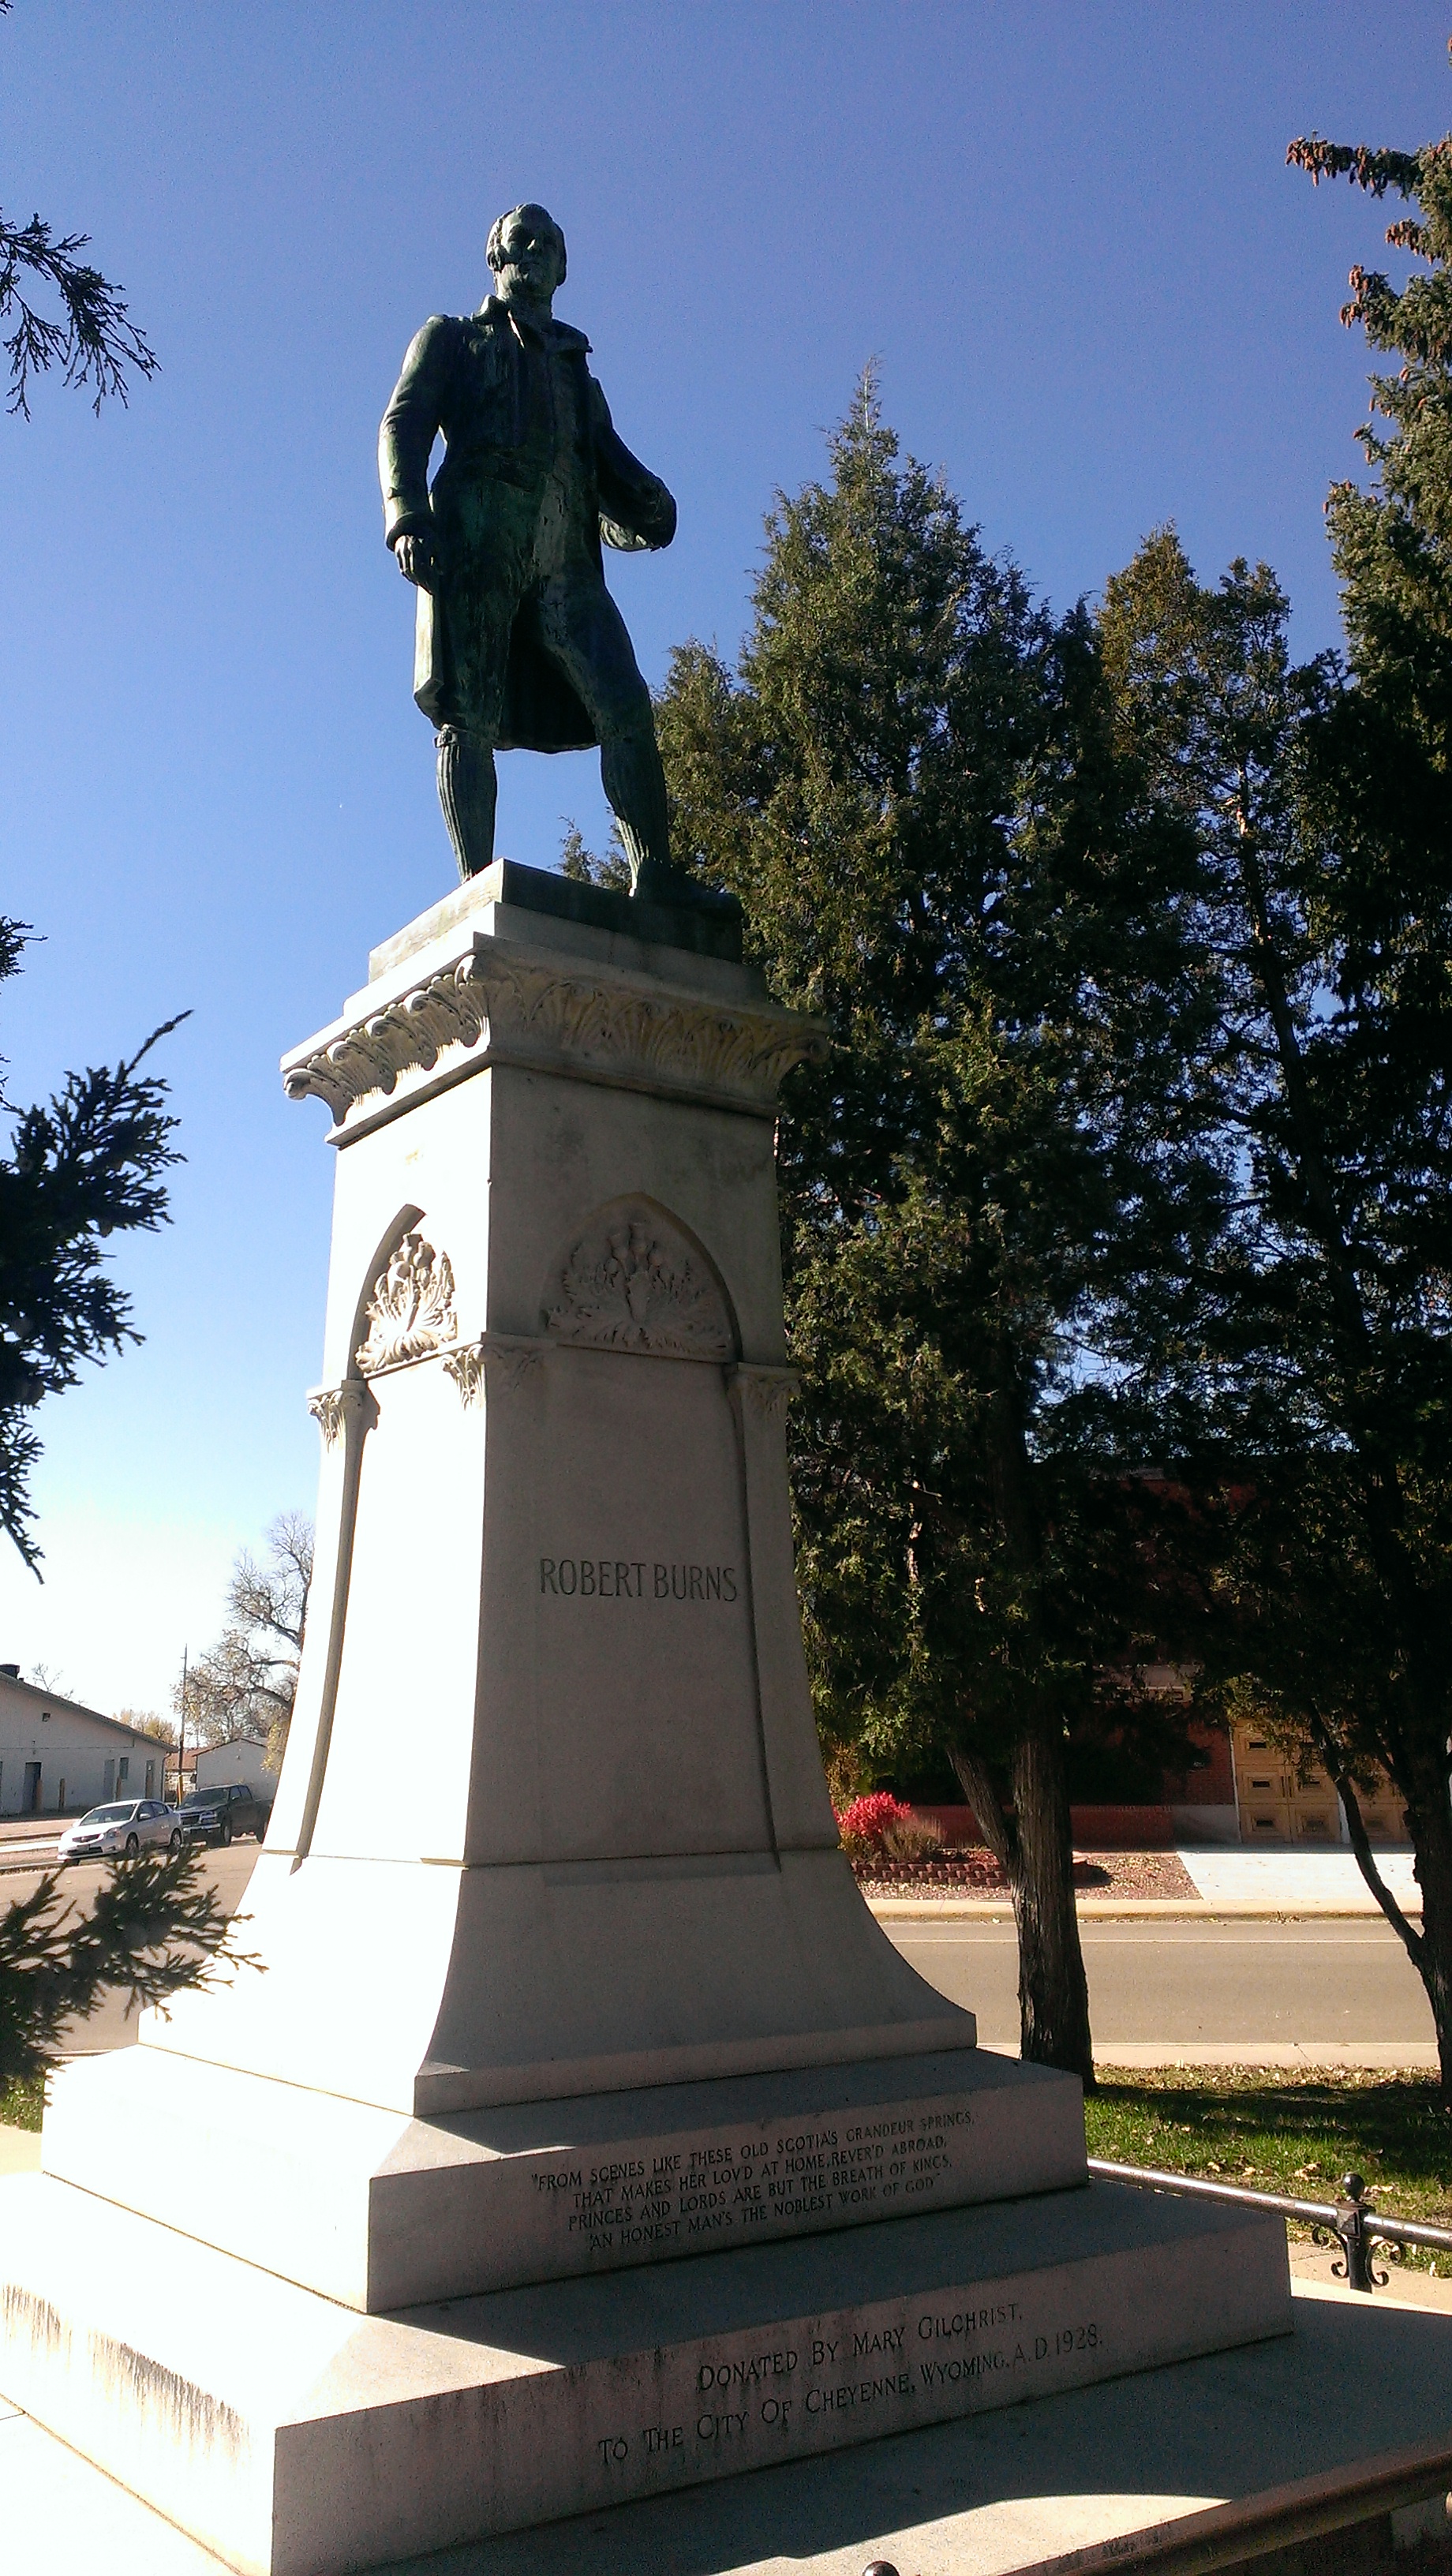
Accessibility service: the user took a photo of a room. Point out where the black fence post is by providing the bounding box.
[1334,2174,1375,2293]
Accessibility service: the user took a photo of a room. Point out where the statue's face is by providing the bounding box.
[492,209,565,309]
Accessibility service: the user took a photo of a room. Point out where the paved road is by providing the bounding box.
[3,1852,1433,2057]
[886,1917,1435,2048]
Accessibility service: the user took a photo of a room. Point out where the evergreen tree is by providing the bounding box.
[0,1845,241,2092]
[1091,48,1452,2084]
[0,925,188,1571]
[1127,91,1452,2081]
[655,392,1215,2082]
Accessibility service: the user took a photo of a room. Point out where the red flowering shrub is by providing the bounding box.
[836,1792,912,1857]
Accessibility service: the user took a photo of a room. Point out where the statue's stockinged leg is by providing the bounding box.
[601,713,680,903]
[435,724,498,882]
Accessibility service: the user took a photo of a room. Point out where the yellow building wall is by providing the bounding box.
[1231,1724,1409,1845]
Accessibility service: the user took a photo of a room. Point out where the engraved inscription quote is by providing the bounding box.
[531,2105,976,2262]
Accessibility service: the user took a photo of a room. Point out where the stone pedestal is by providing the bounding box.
[0,2170,1289,2576]
[0,865,1292,2572]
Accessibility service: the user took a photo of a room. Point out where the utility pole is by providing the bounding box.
[177,1644,187,1808]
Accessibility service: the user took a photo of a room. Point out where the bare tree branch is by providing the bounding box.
[180,1515,312,1753]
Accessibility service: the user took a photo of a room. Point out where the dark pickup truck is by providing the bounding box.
[178,1780,271,1847]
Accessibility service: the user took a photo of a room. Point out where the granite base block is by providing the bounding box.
[41,2044,1080,2309]
[0,2172,1291,2576]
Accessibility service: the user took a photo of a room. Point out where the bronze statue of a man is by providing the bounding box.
[379,204,693,900]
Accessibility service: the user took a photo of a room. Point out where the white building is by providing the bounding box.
[194,1737,275,1801]
[0,1667,169,1816]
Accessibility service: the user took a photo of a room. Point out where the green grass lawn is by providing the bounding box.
[0,2074,45,2132]
[1087,2069,1452,2271]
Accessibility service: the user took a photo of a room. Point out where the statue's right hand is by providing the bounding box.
[393,533,435,589]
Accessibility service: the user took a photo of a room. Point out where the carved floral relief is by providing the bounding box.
[355,1229,458,1372]
[544,1204,732,1361]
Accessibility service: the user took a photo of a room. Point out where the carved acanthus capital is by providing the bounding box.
[283,954,489,1125]
[282,942,828,1129]
[728,1364,799,1427]
[308,1378,376,1448]
[356,1230,458,1373]
[443,1335,544,1406]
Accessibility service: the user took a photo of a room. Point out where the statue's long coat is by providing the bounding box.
[378,297,676,748]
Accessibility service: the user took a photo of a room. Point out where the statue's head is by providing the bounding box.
[487,204,567,309]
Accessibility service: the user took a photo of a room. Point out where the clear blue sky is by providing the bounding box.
[1,2,1446,1716]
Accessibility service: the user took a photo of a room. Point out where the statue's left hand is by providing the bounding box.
[393,533,436,588]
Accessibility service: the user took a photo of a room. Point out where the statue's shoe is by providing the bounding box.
[631,860,742,918]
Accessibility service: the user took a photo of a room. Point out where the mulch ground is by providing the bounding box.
[851,1847,1199,1899]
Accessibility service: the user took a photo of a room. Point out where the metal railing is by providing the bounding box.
[1088,2156,1452,2292]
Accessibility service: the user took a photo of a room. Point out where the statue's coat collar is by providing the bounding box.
[474,294,591,355]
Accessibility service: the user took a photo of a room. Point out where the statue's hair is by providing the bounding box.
[486,204,567,283]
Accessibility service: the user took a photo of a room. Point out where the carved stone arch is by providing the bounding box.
[352,1205,458,1375]
[346,1205,422,1372]
[541,1195,737,1361]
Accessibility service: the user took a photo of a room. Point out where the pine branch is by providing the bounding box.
[0,1010,189,1568]
[1287,135,1424,201]
[0,212,158,417]
[0,1846,257,2090]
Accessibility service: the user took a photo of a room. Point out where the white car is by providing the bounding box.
[58,1799,185,1864]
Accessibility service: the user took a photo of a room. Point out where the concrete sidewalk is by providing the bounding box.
[873,1894,1425,1919]
[1289,2244,1452,2308]
[986,2041,1442,2071]
[0,1818,62,1872]
[1181,1848,1422,1908]
[871,1847,1425,1922]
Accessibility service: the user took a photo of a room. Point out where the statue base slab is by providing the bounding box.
[0,2170,1290,2576]
[40,2043,1083,2309]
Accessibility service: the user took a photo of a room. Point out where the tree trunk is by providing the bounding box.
[1400,1746,1452,2107]
[1315,1717,1452,2105]
[949,1726,1095,2089]
[1238,832,1452,2092]
[953,1380,1099,2091]
[1009,1717,1095,2087]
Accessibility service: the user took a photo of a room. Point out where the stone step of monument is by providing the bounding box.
[42,2042,1083,2308]
[0,2170,1289,2576]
